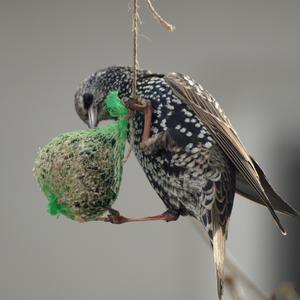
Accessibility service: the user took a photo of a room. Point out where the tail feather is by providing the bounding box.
[236,156,300,218]
[212,209,226,300]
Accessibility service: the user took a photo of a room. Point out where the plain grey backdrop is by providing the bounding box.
[0,0,299,299]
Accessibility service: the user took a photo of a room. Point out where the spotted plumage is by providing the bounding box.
[74,66,299,300]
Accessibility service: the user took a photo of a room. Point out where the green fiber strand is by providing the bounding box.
[39,180,73,218]
[103,90,129,141]
[104,91,128,118]
[116,119,128,141]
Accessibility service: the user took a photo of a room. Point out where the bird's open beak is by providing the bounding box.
[88,106,98,129]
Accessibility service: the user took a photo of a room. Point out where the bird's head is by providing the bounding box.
[74,66,135,128]
[74,70,109,128]
[75,66,156,128]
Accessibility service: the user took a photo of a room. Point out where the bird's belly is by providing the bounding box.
[129,108,235,218]
[132,144,220,216]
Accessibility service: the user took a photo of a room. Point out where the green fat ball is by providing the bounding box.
[34,91,128,222]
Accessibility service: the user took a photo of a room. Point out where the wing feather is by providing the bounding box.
[166,72,287,234]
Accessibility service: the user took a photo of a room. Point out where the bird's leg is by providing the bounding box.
[103,208,179,224]
[125,97,153,144]
[124,98,176,154]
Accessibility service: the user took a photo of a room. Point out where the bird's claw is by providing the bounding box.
[160,211,179,222]
[140,132,166,155]
[104,214,128,224]
[140,138,155,155]
[124,97,153,146]
[104,209,129,224]
[123,97,149,110]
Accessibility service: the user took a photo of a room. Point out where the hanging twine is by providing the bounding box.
[123,0,175,164]
[123,0,139,163]
[132,0,139,100]
[131,0,175,100]
[145,0,175,32]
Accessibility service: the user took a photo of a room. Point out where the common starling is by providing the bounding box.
[74,66,299,300]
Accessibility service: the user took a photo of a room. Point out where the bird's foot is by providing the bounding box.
[103,209,179,224]
[140,130,177,155]
[140,132,165,155]
[124,97,153,143]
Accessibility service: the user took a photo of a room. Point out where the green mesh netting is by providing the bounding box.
[33,91,128,222]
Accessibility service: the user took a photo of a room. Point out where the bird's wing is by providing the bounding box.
[166,72,289,234]
[236,156,300,217]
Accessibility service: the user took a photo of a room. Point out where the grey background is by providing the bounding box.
[0,0,299,299]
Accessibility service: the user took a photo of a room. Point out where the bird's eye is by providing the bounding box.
[82,93,94,109]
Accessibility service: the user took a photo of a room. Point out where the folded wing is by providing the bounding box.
[166,72,299,234]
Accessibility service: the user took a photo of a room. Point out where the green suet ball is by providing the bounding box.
[34,91,128,222]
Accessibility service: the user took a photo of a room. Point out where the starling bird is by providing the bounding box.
[74,66,299,300]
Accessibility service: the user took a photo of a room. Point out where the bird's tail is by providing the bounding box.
[212,208,227,300]
[236,156,300,218]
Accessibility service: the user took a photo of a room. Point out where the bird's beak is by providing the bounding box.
[88,106,98,129]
